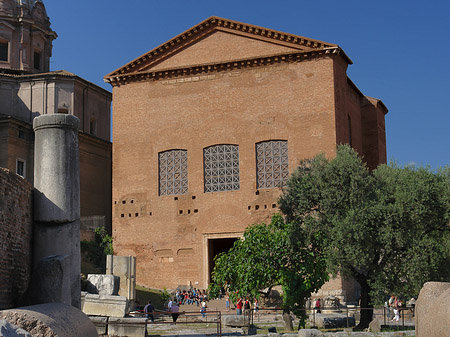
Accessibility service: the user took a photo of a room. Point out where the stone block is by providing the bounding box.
[416,281,450,337]
[106,255,136,300]
[246,326,257,335]
[86,274,119,295]
[88,316,108,335]
[0,319,32,337]
[309,313,355,329]
[298,329,324,337]
[108,317,148,337]
[223,314,250,327]
[81,291,87,310]
[82,294,128,317]
[0,303,97,337]
[368,317,381,332]
[28,255,71,306]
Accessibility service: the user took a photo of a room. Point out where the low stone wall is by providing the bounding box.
[0,168,33,310]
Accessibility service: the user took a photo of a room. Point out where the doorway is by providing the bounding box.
[207,237,238,283]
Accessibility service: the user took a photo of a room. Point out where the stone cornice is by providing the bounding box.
[105,47,346,86]
[0,70,111,97]
[105,16,340,81]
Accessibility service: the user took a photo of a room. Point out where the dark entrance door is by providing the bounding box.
[208,237,237,283]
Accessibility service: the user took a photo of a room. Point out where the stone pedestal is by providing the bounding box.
[108,317,148,337]
[32,114,81,308]
[223,314,250,327]
[89,316,108,335]
[87,274,120,296]
[106,255,136,300]
[82,294,128,317]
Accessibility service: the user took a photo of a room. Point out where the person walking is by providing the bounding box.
[315,299,321,314]
[170,301,180,324]
[144,300,155,322]
[201,298,207,318]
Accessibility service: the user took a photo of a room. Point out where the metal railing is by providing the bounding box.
[101,310,222,336]
[245,305,415,329]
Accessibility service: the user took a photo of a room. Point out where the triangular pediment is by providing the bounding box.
[105,17,337,79]
[145,30,307,72]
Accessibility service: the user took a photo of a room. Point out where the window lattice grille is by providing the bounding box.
[159,150,188,196]
[204,144,240,193]
[256,140,289,189]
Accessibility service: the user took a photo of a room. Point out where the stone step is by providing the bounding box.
[178,298,231,313]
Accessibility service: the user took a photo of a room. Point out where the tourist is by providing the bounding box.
[144,300,155,322]
[384,299,391,320]
[225,294,230,312]
[315,298,321,314]
[170,301,180,323]
[236,298,243,315]
[393,296,401,322]
[388,294,395,320]
[244,297,251,313]
[253,298,259,313]
[201,298,207,318]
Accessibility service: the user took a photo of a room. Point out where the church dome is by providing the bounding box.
[0,0,16,16]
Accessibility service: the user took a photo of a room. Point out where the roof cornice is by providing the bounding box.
[105,16,340,81]
[0,70,111,96]
[106,47,347,87]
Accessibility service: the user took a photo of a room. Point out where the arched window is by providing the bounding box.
[203,144,240,193]
[256,140,288,189]
[159,149,188,196]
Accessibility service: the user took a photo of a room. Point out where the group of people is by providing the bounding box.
[226,295,259,315]
[142,298,187,323]
[175,288,208,306]
[141,288,210,323]
[386,294,403,322]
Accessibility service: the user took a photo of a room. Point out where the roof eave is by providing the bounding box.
[105,16,338,80]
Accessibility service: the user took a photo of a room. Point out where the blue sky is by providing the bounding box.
[45,0,449,169]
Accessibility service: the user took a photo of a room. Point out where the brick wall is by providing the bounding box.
[0,167,33,309]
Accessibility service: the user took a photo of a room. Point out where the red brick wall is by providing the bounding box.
[111,56,340,289]
[0,167,33,309]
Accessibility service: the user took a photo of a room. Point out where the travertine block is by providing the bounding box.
[0,303,97,337]
[82,294,128,317]
[87,274,119,296]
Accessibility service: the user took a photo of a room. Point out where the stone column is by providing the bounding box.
[32,114,81,308]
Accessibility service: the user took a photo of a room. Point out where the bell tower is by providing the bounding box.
[0,0,57,74]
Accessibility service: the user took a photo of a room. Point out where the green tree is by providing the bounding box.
[81,227,114,272]
[279,145,450,329]
[209,214,328,327]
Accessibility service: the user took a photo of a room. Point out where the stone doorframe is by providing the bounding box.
[202,232,243,289]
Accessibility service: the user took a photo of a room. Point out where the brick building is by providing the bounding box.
[0,0,112,231]
[105,17,387,302]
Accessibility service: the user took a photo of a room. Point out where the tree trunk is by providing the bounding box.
[355,277,373,331]
[282,309,294,331]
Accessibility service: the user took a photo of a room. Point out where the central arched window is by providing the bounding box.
[256,140,289,189]
[159,149,188,196]
[203,144,240,193]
